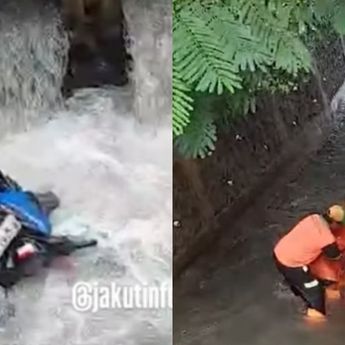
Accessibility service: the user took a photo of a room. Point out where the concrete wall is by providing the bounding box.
[122,0,172,123]
[173,35,345,276]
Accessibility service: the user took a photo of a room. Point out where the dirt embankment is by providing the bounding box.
[173,35,345,276]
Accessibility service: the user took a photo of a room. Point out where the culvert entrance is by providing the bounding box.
[60,0,131,95]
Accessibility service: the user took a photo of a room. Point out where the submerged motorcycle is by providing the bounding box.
[0,171,97,289]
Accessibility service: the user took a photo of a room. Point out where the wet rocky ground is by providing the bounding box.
[174,117,345,344]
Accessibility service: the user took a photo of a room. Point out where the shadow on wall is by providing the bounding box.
[60,0,131,95]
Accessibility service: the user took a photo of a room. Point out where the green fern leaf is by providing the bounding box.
[235,0,312,74]
[313,0,333,19]
[174,92,218,159]
[205,4,273,72]
[173,0,316,159]
[173,71,194,136]
[173,2,242,94]
[174,114,217,159]
[333,2,345,34]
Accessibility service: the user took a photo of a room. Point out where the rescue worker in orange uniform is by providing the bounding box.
[273,205,345,320]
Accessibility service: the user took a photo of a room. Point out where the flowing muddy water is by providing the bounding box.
[174,110,345,344]
[0,0,172,344]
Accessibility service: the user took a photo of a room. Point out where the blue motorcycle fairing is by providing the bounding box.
[0,191,52,236]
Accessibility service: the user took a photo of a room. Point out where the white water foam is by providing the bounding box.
[0,88,172,344]
[0,0,172,342]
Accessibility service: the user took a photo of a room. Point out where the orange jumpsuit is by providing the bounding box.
[274,214,345,283]
[274,214,336,268]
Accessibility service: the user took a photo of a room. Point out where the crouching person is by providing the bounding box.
[273,205,345,320]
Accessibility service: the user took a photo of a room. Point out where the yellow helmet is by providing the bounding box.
[328,205,345,223]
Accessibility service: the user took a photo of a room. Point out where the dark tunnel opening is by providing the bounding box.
[58,0,132,96]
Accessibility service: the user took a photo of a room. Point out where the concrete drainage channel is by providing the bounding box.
[174,77,345,345]
[0,0,172,344]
